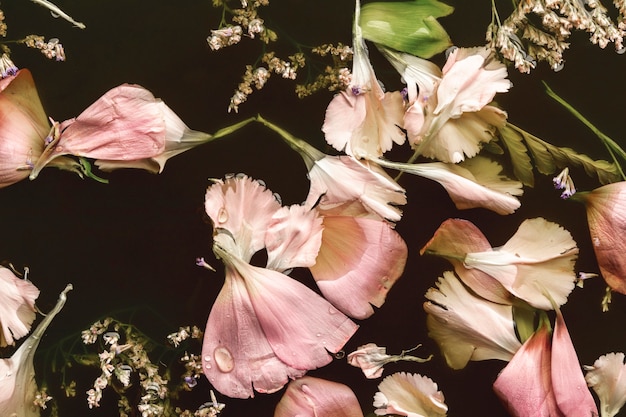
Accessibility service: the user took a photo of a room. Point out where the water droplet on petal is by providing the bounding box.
[217,208,228,223]
[204,355,211,362]
[316,333,321,337]
[214,346,235,373]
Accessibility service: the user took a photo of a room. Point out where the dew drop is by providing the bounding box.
[204,355,211,362]
[316,333,321,337]
[217,207,228,223]
[205,364,212,369]
[214,346,235,373]
[617,46,626,54]
[593,237,601,247]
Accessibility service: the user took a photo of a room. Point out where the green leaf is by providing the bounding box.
[502,123,621,186]
[498,124,535,187]
[360,0,454,58]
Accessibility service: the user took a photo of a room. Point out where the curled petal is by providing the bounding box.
[424,271,521,369]
[580,182,626,294]
[585,352,626,417]
[0,267,40,347]
[373,372,447,417]
[310,210,407,319]
[274,376,364,417]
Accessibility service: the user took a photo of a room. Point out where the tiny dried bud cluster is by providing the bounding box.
[296,43,354,98]
[0,10,7,37]
[488,0,626,73]
[207,25,243,51]
[21,35,66,61]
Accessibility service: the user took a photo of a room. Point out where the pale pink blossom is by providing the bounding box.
[31,84,212,177]
[389,47,510,163]
[274,376,364,417]
[0,69,50,188]
[347,343,432,379]
[585,352,626,417]
[310,201,407,319]
[322,0,405,159]
[424,271,521,369]
[464,217,578,310]
[0,284,72,417]
[0,267,39,347]
[376,156,523,215]
[373,372,447,417]
[202,175,357,398]
[576,182,626,294]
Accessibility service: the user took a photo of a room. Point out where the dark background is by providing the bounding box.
[0,0,625,415]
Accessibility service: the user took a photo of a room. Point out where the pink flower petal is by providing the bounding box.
[420,218,512,305]
[205,175,281,261]
[0,267,39,347]
[424,271,521,369]
[581,182,626,294]
[265,204,324,272]
[493,320,563,417]
[274,376,364,417]
[550,308,598,417]
[305,156,406,222]
[0,69,49,187]
[310,211,407,319]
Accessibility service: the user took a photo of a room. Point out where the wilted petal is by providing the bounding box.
[0,267,40,347]
[0,284,71,417]
[376,156,522,215]
[585,352,626,417]
[420,218,512,305]
[424,271,521,369]
[550,308,598,417]
[579,182,626,294]
[0,69,49,187]
[347,343,431,379]
[305,156,406,222]
[493,320,562,417]
[205,175,281,261]
[373,372,447,417]
[310,206,407,319]
[274,376,364,417]
[465,218,578,310]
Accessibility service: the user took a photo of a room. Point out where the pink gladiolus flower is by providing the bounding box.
[585,352,626,417]
[0,69,50,188]
[576,182,626,294]
[424,271,521,370]
[0,284,71,417]
[0,267,40,347]
[322,0,405,159]
[31,84,212,177]
[373,372,447,417]
[274,376,364,417]
[202,175,358,398]
[310,201,407,319]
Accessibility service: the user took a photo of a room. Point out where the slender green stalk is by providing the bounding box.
[543,81,626,181]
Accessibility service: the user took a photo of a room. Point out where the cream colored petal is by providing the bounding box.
[374,372,447,417]
[585,352,626,417]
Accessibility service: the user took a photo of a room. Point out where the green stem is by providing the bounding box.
[210,116,256,140]
[543,81,626,181]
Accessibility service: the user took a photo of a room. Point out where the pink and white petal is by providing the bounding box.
[551,309,598,417]
[227,256,358,370]
[56,84,166,160]
[424,271,521,369]
[374,372,447,417]
[585,352,626,417]
[323,91,366,153]
[274,376,364,417]
[404,99,426,146]
[202,268,305,399]
[493,322,563,417]
[305,156,406,222]
[420,218,512,305]
[310,214,407,319]
[501,218,577,264]
[0,267,39,347]
[265,205,324,272]
[205,175,281,260]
